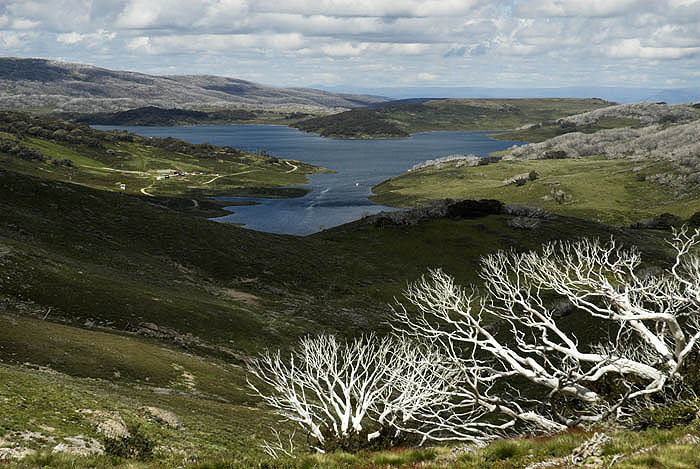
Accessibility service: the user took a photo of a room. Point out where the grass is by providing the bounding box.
[292,98,614,138]
[0,112,319,213]
[371,156,700,225]
[0,171,687,466]
[4,419,700,468]
[0,112,693,466]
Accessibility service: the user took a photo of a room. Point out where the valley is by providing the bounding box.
[0,60,699,469]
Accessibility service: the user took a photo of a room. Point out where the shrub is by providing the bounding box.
[483,440,529,461]
[103,423,154,460]
[321,426,422,453]
[631,400,700,430]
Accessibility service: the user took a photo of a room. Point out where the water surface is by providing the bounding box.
[96,125,520,235]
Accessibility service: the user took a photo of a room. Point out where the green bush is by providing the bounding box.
[483,440,529,461]
[319,426,421,453]
[103,422,154,460]
[632,399,700,430]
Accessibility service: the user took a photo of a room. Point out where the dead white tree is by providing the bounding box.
[393,226,700,439]
[246,333,462,452]
[260,428,297,459]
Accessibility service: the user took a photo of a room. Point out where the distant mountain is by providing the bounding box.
[324,86,700,105]
[0,57,389,113]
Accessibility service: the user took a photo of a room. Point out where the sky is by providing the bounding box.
[1,0,699,91]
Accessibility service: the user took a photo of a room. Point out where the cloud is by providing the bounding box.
[516,0,644,18]
[126,36,152,53]
[417,72,438,80]
[57,30,116,46]
[252,0,487,17]
[56,32,85,45]
[0,32,23,48]
[11,18,40,29]
[0,0,699,89]
[607,38,700,59]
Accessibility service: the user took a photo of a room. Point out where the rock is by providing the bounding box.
[78,409,130,439]
[507,216,540,230]
[140,406,183,429]
[570,432,612,464]
[674,433,700,445]
[504,204,551,219]
[0,447,36,461]
[503,172,537,186]
[52,436,104,456]
[98,417,130,439]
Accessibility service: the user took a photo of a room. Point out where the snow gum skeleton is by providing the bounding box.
[392,226,700,440]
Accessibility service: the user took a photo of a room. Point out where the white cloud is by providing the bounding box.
[321,42,367,57]
[57,32,85,44]
[126,36,152,53]
[516,0,644,18]
[0,32,23,48]
[417,72,438,80]
[57,29,116,46]
[11,17,40,29]
[607,38,700,59]
[252,0,486,17]
[0,0,699,88]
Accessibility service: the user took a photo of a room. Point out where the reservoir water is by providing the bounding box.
[96,125,520,235]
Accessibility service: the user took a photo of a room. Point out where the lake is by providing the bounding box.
[96,125,520,235]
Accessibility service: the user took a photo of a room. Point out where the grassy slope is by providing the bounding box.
[292,98,613,138]
[0,112,694,466]
[372,157,700,225]
[0,113,317,212]
[0,167,676,463]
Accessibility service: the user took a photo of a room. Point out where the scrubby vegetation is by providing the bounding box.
[2,102,700,468]
[292,98,613,138]
[54,106,318,127]
[505,118,700,198]
[493,101,700,142]
[0,111,317,206]
[372,155,700,225]
[292,108,409,138]
[0,57,387,113]
[373,103,700,224]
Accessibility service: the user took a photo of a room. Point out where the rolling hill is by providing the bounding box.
[291,98,615,138]
[1,111,699,467]
[0,57,388,113]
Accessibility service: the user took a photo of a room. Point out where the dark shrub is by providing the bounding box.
[631,400,700,430]
[445,199,504,219]
[103,423,154,460]
[690,211,700,227]
[320,426,421,453]
[543,150,568,159]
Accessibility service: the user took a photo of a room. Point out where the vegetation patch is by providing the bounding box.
[371,156,700,225]
[292,98,613,138]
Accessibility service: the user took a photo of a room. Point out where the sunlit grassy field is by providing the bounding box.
[372,156,700,225]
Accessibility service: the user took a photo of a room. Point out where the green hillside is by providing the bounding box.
[292,98,614,138]
[0,162,678,464]
[0,111,317,216]
[1,111,698,467]
[372,156,700,225]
